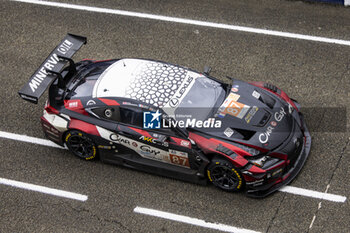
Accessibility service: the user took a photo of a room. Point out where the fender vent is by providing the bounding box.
[216,144,236,158]
[264,83,278,93]
[259,92,276,109]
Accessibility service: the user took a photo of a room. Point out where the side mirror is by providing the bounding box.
[203,66,212,75]
[153,134,168,143]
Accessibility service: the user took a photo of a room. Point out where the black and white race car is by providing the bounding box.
[19,34,311,197]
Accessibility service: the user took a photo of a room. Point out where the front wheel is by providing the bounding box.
[207,157,244,192]
[65,130,98,160]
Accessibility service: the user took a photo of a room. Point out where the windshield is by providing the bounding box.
[172,76,226,121]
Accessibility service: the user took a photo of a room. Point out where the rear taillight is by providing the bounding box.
[45,104,59,115]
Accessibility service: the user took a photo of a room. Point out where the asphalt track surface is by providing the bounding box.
[0,0,349,232]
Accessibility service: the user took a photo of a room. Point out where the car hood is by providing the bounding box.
[194,79,294,150]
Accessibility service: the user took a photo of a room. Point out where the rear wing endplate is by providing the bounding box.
[18,33,87,104]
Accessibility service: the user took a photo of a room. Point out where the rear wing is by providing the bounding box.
[18,33,87,104]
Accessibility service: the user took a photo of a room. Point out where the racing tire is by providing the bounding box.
[207,157,244,192]
[64,130,98,160]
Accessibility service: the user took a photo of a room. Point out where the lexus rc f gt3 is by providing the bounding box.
[19,34,311,197]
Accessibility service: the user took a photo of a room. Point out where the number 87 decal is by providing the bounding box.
[169,153,190,167]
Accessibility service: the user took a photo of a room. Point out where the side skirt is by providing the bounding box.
[100,151,208,185]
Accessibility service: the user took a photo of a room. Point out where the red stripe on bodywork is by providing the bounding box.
[210,138,252,157]
[242,174,257,182]
[236,141,268,153]
[69,119,100,136]
[188,132,219,154]
[170,137,192,149]
[98,98,120,106]
[94,59,113,63]
[128,127,152,137]
[269,152,288,160]
[188,132,248,167]
[248,165,266,174]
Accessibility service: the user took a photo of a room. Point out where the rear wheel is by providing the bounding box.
[65,130,98,160]
[207,157,244,192]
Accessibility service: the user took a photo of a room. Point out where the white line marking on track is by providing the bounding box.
[279,185,346,203]
[308,184,331,229]
[0,130,347,203]
[0,178,88,201]
[134,206,261,233]
[0,130,64,149]
[10,0,350,46]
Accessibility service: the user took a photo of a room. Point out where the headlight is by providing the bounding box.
[248,156,281,169]
[249,156,268,167]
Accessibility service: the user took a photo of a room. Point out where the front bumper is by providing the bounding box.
[245,113,311,198]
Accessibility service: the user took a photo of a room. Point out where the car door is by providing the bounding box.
[115,106,201,170]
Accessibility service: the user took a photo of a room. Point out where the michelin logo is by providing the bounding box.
[29,40,73,93]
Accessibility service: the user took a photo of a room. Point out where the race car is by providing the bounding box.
[19,34,311,197]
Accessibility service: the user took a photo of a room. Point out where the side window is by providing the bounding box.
[91,106,121,122]
[91,106,143,127]
[119,106,143,127]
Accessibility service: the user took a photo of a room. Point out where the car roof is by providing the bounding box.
[92,58,203,108]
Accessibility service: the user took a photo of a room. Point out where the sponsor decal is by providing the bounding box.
[68,101,78,108]
[110,133,118,141]
[207,170,213,181]
[245,106,259,123]
[169,75,194,108]
[272,168,283,177]
[223,127,234,138]
[139,135,169,147]
[98,145,112,149]
[86,145,97,160]
[259,126,274,144]
[139,136,154,143]
[140,145,161,156]
[56,39,73,55]
[252,90,260,99]
[29,55,60,92]
[288,103,294,114]
[274,107,287,122]
[110,134,130,145]
[143,110,161,129]
[232,168,243,189]
[122,101,138,107]
[169,149,189,167]
[65,133,71,142]
[180,140,190,148]
[29,40,73,93]
[258,107,287,143]
[246,179,264,186]
[217,112,226,118]
[231,85,239,93]
[218,93,250,119]
[138,103,151,109]
[96,126,189,167]
[87,100,96,106]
